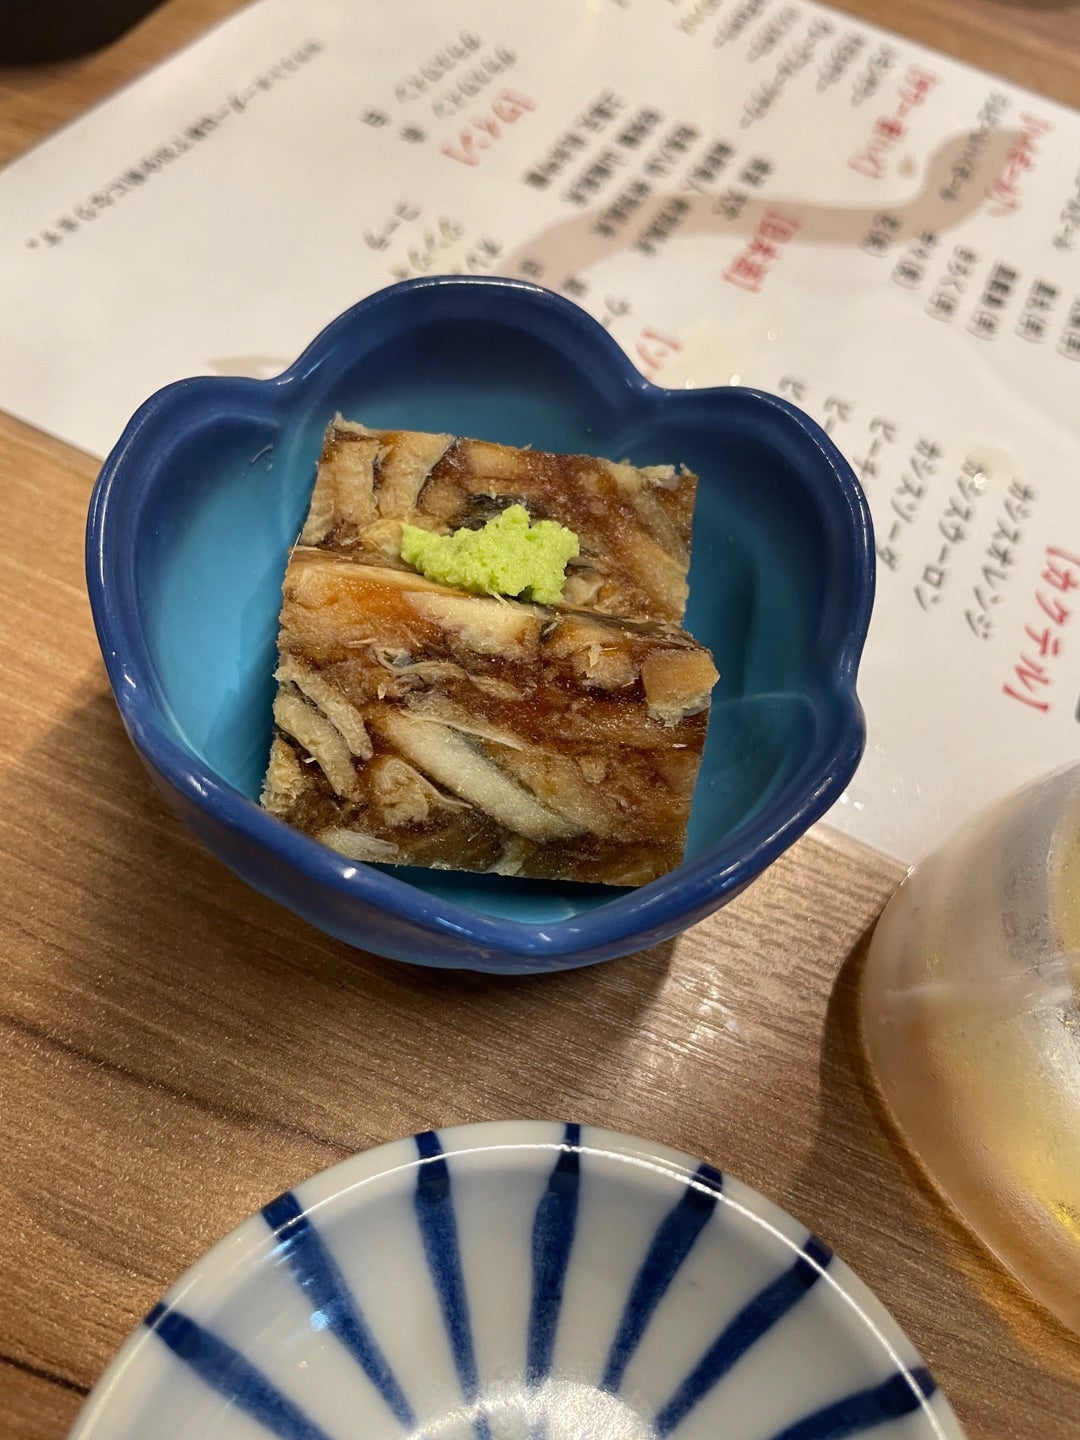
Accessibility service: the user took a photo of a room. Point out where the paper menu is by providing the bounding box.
[1,0,1077,864]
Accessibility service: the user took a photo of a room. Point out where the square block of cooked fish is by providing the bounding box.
[299,418,698,624]
[260,551,718,887]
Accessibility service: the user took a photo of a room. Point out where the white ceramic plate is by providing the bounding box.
[70,1121,966,1439]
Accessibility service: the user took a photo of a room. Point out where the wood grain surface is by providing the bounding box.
[1,2,1078,1437]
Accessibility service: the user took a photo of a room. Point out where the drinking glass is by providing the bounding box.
[861,763,1080,1334]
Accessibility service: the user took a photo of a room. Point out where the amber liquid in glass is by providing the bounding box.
[862,766,1080,1334]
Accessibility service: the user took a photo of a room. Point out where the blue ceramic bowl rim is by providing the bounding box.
[86,275,873,962]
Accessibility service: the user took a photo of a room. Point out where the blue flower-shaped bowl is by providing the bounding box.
[68,1122,963,1440]
[86,276,873,972]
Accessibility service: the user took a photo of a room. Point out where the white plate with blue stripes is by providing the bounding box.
[69,1121,966,1440]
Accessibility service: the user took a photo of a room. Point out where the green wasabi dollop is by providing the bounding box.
[400,504,579,606]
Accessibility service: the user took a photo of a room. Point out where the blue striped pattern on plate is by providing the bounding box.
[69,1122,966,1440]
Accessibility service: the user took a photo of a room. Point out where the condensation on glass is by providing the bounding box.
[861,763,1080,1335]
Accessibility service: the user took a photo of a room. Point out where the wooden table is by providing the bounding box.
[1,2,1077,1435]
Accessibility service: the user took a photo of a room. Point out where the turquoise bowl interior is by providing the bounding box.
[86,276,873,972]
